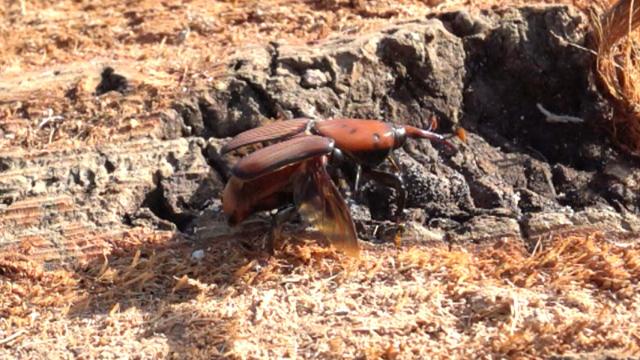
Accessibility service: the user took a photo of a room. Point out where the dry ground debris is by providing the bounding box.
[1,0,640,359]
[2,230,639,358]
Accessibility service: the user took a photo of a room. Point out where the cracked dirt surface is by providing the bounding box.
[2,0,640,359]
[6,5,637,261]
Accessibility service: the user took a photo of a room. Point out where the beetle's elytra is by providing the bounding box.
[221,117,460,256]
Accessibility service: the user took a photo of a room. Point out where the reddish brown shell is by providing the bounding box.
[220,118,311,154]
[314,118,397,153]
[231,135,334,181]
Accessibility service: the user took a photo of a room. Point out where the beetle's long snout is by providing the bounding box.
[404,125,456,151]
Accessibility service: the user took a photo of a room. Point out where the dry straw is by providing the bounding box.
[593,0,640,153]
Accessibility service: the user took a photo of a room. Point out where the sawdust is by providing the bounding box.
[1,230,639,358]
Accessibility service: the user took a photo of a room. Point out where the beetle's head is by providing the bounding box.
[392,125,407,150]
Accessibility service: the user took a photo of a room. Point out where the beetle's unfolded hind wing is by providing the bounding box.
[220,118,311,154]
[294,158,359,257]
[222,164,299,226]
[232,135,334,181]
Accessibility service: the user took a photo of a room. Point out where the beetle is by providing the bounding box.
[220,117,458,256]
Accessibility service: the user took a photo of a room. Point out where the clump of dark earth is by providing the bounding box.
[95,66,131,95]
[167,5,640,248]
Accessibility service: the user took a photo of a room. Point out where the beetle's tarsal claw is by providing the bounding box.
[267,206,297,254]
[267,227,280,254]
[265,222,288,255]
[394,223,405,247]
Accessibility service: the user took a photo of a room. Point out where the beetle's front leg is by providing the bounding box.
[361,167,406,246]
[327,148,353,197]
[361,168,406,222]
[354,165,362,194]
[387,152,402,173]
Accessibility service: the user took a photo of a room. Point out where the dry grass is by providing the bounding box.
[593,0,640,154]
[1,229,640,358]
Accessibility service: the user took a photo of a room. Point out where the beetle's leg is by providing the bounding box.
[361,168,406,222]
[387,153,402,173]
[353,165,362,194]
[327,148,351,196]
[354,158,397,203]
[361,168,406,246]
[267,205,297,254]
[328,165,352,198]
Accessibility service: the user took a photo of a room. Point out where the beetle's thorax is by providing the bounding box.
[312,118,398,167]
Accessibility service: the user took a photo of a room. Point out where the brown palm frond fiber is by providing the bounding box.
[592,0,640,153]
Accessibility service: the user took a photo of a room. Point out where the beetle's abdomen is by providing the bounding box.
[223,164,299,225]
[314,119,396,166]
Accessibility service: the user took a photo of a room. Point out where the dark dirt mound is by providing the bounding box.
[177,6,640,248]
